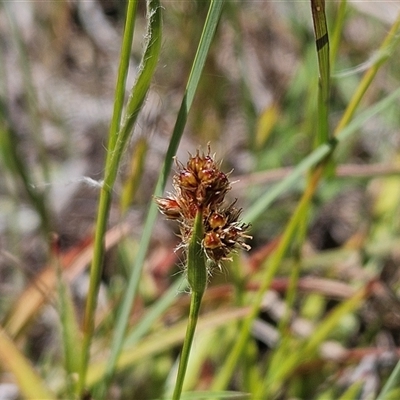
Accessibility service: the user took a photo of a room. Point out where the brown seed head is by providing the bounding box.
[178,170,198,190]
[208,212,227,229]
[155,146,251,268]
[203,231,222,249]
[155,197,181,219]
[186,152,213,174]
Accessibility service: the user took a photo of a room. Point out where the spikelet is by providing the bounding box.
[155,145,251,269]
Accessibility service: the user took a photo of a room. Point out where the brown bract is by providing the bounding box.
[155,147,251,266]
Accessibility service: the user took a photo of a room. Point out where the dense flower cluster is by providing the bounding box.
[156,147,251,266]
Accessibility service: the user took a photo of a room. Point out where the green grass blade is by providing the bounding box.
[123,277,187,348]
[311,0,330,145]
[377,359,400,400]
[334,13,400,135]
[107,3,161,178]
[0,327,55,399]
[0,20,51,234]
[86,307,248,387]
[378,388,400,400]
[178,391,250,400]
[0,109,50,233]
[243,10,400,245]
[3,2,50,184]
[217,19,400,385]
[106,1,138,155]
[120,136,148,213]
[264,287,366,396]
[337,381,363,400]
[214,86,400,391]
[101,0,225,394]
[212,171,318,392]
[79,0,161,395]
[330,0,347,67]
[54,254,82,397]
[243,86,400,225]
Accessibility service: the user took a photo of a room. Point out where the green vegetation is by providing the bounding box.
[1,1,400,399]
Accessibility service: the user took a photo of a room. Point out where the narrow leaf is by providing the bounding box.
[0,327,55,399]
[311,0,330,145]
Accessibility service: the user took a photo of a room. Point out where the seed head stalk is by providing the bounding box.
[156,147,251,399]
[172,209,206,400]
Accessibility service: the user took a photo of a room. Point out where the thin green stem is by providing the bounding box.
[173,210,207,400]
[94,1,164,397]
[172,291,204,400]
[107,1,138,155]
[334,13,400,136]
[78,185,111,395]
[78,1,150,395]
[311,0,330,145]
[330,0,347,67]
[54,251,81,398]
